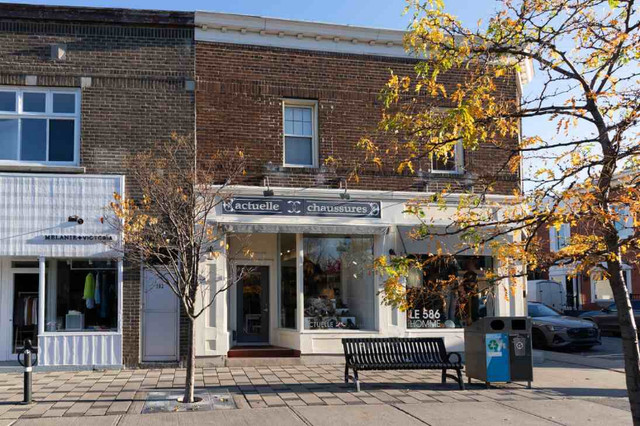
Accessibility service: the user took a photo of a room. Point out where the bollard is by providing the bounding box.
[19,339,35,405]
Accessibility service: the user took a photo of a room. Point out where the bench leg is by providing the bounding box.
[354,369,360,392]
[344,364,349,384]
[456,369,465,390]
[441,369,446,384]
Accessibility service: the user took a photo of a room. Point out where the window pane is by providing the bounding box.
[0,91,16,112]
[303,235,375,330]
[49,119,75,162]
[285,106,313,136]
[433,154,456,171]
[23,93,46,113]
[46,260,118,332]
[280,234,297,329]
[285,120,294,134]
[0,119,19,160]
[285,107,293,121]
[52,93,75,113]
[285,136,312,165]
[21,119,47,161]
[406,255,494,329]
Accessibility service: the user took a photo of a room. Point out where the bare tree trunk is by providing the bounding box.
[608,258,640,424]
[183,317,196,403]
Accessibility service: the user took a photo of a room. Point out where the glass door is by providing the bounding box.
[236,265,269,344]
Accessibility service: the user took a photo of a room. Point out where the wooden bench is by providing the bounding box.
[342,337,464,392]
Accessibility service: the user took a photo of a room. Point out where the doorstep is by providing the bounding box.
[227,346,300,358]
[226,346,302,367]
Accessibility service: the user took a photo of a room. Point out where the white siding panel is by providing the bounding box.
[0,173,124,258]
[38,333,122,366]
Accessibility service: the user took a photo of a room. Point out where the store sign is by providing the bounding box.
[407,308,442,328]
[43,235,115,242]
[222,197,381,218]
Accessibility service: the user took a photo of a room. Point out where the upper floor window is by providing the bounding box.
[549,223,570,251]
[0,87,80,166]
[431,140,464,174]
[614,205,633,239]
[283,99,318,167]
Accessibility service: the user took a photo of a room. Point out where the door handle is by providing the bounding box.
[263,308,269,312]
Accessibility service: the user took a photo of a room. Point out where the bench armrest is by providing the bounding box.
[446,351,462,365]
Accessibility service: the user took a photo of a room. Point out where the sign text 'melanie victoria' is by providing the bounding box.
[222,197,381,218]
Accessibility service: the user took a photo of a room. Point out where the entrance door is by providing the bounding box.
[11,273,39,356]
[236,265,269,344]
[142,270,179,362]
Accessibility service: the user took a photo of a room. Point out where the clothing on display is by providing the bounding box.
[83,272,95,309]
[15,294,38,326]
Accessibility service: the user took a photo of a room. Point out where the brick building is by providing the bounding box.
[192,12,532,364]
[531,179,640,312]
[0,3,532,368]
[0,3,194,367]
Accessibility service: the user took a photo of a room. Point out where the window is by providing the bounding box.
[614,205,633,239]
[406,255,494,329]
[279,234,297,329]
[303,235,375,330]
[431,141,463,173]
[45,260,118,332]
[591,268,632,302]
[283,100,317,167]
[0,88,80,165]
[549,223,570,251]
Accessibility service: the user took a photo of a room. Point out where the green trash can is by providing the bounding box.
[464,317,533,388]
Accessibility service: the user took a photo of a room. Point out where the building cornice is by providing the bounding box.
[195,11,534,85]
[195,11,410,59]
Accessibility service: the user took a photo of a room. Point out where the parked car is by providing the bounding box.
[579,301,640,335]
[529,302,601,350]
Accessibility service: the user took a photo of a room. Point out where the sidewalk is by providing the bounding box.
[7,400,633,426]
[0,360,630,424]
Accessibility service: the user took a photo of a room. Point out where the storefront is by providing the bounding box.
[0,173,124,367]
[195,186,525,362]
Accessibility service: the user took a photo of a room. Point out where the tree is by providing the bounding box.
[108,134,246,403]
[360,0,640,421]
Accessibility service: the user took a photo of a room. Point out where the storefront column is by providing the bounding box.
[117,258,123,334]
[296,233,304,332]
[37,256,45,336]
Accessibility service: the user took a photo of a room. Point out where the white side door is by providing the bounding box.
[142,269,179,362]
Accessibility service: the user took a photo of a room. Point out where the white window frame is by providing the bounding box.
[590,266,632,303]
[0,86,81,166]
[282,99,318,168]
[430,139,464,174]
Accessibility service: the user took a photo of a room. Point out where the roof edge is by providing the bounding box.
[0,2,194,27]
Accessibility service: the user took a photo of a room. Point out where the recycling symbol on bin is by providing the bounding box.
[488,339,500,351]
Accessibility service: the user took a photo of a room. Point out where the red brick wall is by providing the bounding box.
[0,5,195,366]
[196,42,521,195]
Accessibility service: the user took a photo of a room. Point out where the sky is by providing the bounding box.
[1,0,496,30]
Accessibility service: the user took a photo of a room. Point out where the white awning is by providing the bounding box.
[222,222,389,235]
[397,225,493,256]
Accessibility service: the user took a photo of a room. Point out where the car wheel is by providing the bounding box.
[532,329,547,349]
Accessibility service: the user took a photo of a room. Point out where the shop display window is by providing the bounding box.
[45,259,118,332]
[279,234,297,329]
[302,235,375,330]
[406,255,494,329]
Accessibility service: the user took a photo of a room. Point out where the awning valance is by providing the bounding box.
[397,225,493,256]
[221,223,389,235]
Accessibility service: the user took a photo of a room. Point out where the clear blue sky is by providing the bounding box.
[1,0,496,30]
